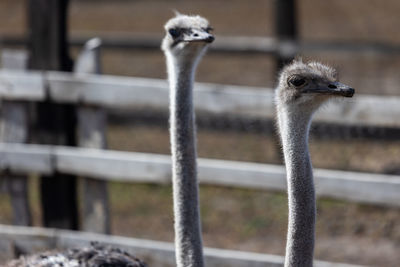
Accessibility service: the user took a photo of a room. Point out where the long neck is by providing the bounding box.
[167,52,204,267]
[277,106,316,267]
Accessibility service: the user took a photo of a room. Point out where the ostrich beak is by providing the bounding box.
[304,82,355,97]
[184,29,215,43]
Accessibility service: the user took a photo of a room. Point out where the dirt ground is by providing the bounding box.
[0,0,400,266]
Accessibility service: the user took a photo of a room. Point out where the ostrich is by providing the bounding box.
[5,242,146,266]
[275,59,354,267]
[161,13,214,267]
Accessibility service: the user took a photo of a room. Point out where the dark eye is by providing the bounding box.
[289,76,306,87]
[204,27,213,33]
[168,28,181,38]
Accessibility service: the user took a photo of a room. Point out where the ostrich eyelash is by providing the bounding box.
[168,28,181,38]
[288,76,307,87]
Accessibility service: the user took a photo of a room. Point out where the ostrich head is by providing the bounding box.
[161,13,214,64]
[275,59,354,113]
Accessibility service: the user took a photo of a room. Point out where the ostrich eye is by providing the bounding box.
[204,27,213,33]
[168,28,181,38]
[289,76,306,87]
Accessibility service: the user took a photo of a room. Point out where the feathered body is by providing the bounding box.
[5,242,146,267]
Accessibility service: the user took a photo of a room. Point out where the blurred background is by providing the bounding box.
[0,0,399,266]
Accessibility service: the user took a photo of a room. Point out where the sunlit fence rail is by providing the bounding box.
[1,69,400,127]
[1,143,399,207]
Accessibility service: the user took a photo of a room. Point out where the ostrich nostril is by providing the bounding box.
[205,35,215,43]
[346,88,355,97]
[328,84,337,89]
[193,33,199,37]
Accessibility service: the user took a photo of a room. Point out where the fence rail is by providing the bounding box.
[1,70,400,128]
[0,224,363,267]
[1,33,400,55]
[1,143,399,207]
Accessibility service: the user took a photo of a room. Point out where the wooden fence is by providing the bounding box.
[0,45,400,218]
[0,224,364,267]
[0,43,399,266]
[0,1,393,265]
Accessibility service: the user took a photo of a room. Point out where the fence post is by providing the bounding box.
[275,0,298,71]
[0,50,31,226]
[273,0,299,162]
[27,0,78,230]
[75,38,110,234]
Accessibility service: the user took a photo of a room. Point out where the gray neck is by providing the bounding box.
[167,53,204,267]
[277,107,316,267]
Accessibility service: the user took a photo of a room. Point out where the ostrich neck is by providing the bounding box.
[167,53,204,267]
[278,107,316,267]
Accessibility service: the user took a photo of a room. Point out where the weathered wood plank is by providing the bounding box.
[0,70,44,100]
[0,102,28,144]
[1,50,28,70]
[0,144,53,174]
[46,71,169,108]
[0,103,32,226]
[314,169,400,205]
[0,50,31,226]
[275,0,298,70]
[28,0,79,231]
[56,147,172,183]
[3,32,400,55]
[0,69,400,127]
[0,144,399,207]
[0,224,363,267]
[316,95,400,127]
[5,175,31,227]
[75,38,110,234]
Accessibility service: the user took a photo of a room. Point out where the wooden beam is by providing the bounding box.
[1,70,400,128]
[4,33,400,55]
[0,144,399,207]
[55,147,172,183]
[0,144,53,174]
[0,70,44,101]
[0,50,31,226]
[27,0,78,230]
[0,102,31,226]
[75,38,110,234]
[274,0,298,70]
[0,224,363,267]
